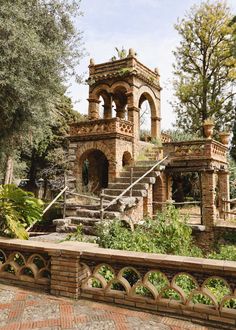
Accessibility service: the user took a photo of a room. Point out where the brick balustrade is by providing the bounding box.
[163,139,228,164]
[70,118,133,138]
[0,238,236,328]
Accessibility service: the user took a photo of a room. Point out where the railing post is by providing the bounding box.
[129,167,133,197]
[222,198,226,221]
[100,189,104,221]
[63,173,67,220]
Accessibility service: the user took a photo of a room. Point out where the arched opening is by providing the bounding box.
[97,90,112,119]
[122,151,132,167]
[138,92,157,141]
[171,172,201,224]
[98,95,104,119]
[112,87,128,119]
[112,100,117,118]
[80,149,109,194]
[139,98,151,141]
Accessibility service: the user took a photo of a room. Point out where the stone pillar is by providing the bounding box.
[143,184,153,217]
[103,96,112,119]
[88,98,100,120]
[116,106,126,119]
[153,174,166,214]
[166,174,172,201]
[151,116,161,139]
[127,106,140,156]
[201,170,217,229]
[218,170,230,218]
[50,252,81,299]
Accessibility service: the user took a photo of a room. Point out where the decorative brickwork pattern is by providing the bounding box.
[70,118,133,138]
[0,248,50,291]
[0,239,235,328]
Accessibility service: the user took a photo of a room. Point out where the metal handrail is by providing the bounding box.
[102,156,168,214]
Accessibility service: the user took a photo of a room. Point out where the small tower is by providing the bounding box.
[87,49,161,142]
[68,49,161,192]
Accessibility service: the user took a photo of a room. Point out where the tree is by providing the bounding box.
[229,16,236,160]
[172,1,236,134]
[0,0,83,182]
[21,94,85,194]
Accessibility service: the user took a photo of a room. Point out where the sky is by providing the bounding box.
[68,0,236,130]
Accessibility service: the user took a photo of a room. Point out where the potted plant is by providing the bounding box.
[219,131,231,145]
[202,118,215,139]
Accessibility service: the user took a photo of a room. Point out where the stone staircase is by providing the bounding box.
[54,146,164,234]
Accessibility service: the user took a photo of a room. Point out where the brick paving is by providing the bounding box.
[0,283,217,330]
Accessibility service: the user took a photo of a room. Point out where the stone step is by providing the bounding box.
[135,160,160,166]
[69,217,101,235]
[76,208,121,219]
[119,170,158,178]
[70,217,100,225]
[108,182,148,190]
[103,189,147,197]
[115,176,156,184]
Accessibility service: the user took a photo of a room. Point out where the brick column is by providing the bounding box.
[104,96,112,119]
[218,170,230,218]
[166,174,172,201]
[201,171,217,229]
[143,184,153,217]
[151,116,161,139]
[127,106,140,158]
[50,251,82,299]
[88,98,100,119]
[153,174,166,214]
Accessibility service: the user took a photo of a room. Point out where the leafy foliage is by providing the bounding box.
[208,245,236,261]
[96,206,203,257]
[0,0,83,180]
[162,129,200,142]
[0,184,43,239]
[228,157,236,198]
[21,94,84,192]
[172,1,236,134]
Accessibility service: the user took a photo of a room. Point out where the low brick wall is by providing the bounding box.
[0,238,236,329]
[191,224,236,250]
[214,224,236,243]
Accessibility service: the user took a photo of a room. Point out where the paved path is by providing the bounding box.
[0,283,215,330]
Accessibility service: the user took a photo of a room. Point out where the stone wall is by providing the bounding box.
[1,238,236,329]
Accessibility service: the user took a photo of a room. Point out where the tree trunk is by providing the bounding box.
[4,155,14,184]
[25,148,38,193]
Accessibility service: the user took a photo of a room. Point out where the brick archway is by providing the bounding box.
[74,141,115,192]
[80,149,109,193]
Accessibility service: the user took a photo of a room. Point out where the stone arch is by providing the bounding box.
[136,86,160,140]
[75,141,115,193]
[80,149,109,193]
[88,84,112,120]
[76,141,113,163]
[91,85,112,119]
[110,82,130,120]
[90,84,112,99]
[111,81,130,94]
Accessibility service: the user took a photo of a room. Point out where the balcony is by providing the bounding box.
[163,139,228,165]
[69,118,133,140]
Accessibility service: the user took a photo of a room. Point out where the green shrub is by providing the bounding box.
[0,184,43,239]
[96,205,203,257]
[208,245,236,261]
